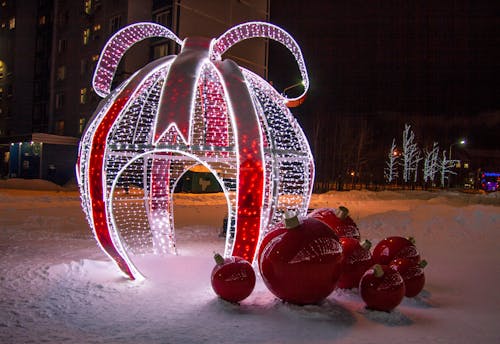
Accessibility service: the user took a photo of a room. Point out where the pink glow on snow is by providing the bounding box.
[1,180,499,343]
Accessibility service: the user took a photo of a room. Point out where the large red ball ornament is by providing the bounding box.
[308,206,360,240]
[258,215,343,305]
[211,253,256,303]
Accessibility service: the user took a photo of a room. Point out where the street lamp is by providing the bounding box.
[448,139,466,188]
[350,170,356,189]
[449,139,466,160]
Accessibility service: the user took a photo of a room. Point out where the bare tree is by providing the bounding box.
[413,159,420,183]
[439,150,459,188]
[384,138,399,183]
[309,113,372,192]
[354,118,372,189]
[423,142,440,187]
[401,124,422,185]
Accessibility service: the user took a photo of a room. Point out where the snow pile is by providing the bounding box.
[0,178,67,191]
[1,182,499,343]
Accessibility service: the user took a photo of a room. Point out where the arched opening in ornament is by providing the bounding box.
[108,150,236,278]
[108,157,155,256]
[172,164,229,256]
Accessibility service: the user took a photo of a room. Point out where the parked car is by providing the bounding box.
[481,172,500,192]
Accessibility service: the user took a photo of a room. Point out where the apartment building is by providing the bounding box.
[0,0,269,181]
[52,0,269,138]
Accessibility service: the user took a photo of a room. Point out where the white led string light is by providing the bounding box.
[93,23,183,98]
[212,22,309,107]
[78,22,314,280]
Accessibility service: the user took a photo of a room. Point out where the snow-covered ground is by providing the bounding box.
[1,179,499,344]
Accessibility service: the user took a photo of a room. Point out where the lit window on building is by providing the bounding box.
[1,23,5,29]
[80,88,87,104]
[1,2,7,7]
[58,39,67,53]
[0,87,3,100]
[109,15,122,33]
[153,43,169,59]
[0,60,4,78]
[55,93,64,109]
[79,117,86,134]
[91,54,99,62]
[84,0,92,14]
[9,17,15,29]
[39,16,46,25]
[92,24,101,40]
[154,10,171,27]
[464,163,469,169]
[55,120,65,135]
[57,66,66,80]
[83,28,90,45]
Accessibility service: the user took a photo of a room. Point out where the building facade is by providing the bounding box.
[0,0,269,180]
[56,0,269,138]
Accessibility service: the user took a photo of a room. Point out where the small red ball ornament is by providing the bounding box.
[258,214,343,305]
[390,258,427,297]
[211,253,256,303]
[337,238,373,289]
[359,264,405,312]
[308,206,360,240]
[372,236,420,266]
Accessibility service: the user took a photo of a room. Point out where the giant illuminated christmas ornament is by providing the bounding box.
[77,22,314,280]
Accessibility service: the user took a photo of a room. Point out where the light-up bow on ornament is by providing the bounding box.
[77,22,314,280]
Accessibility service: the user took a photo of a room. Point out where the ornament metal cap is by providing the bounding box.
[284,211,300,229]
[335,206,349,220]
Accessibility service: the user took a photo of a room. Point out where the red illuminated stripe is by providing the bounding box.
[88,95,135,279]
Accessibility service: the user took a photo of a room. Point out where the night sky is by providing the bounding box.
[268,1,500,149]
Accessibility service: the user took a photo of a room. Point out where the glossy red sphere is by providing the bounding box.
[372,236,420,266]
[359,264,405,312]
[211,256,256,303]
[308,207,360,240]
[337,238,373,289]
[257,223,287,266]
[390,258,426,297]
[259,216,343,305]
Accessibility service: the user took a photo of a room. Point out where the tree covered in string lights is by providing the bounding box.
[439,151,459,188]
[385,125,460,189]
[384,138,399,184]
[423,142,440,187]
[401,124,422,185]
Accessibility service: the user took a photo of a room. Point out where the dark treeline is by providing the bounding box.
[293,110,497,192]
[268,0,500,193]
